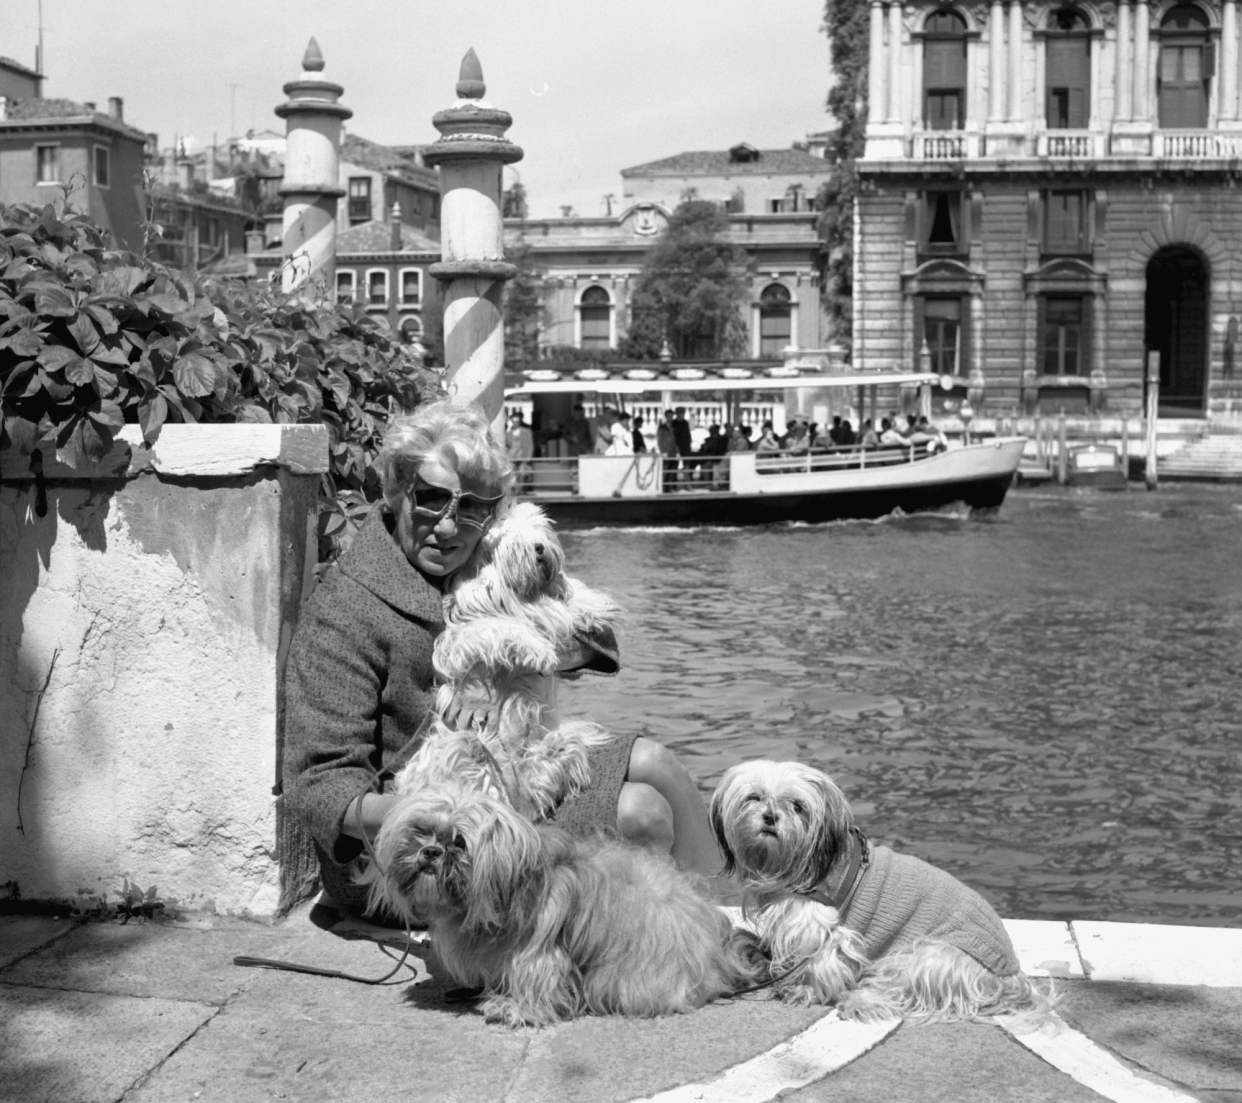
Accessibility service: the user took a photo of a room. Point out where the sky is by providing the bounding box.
[2,0,833,218]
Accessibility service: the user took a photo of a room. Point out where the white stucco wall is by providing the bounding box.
[0,425,325,918]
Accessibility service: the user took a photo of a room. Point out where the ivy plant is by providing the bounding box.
[0,202,442,561]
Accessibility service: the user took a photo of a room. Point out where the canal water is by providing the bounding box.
[560,483,1242,927]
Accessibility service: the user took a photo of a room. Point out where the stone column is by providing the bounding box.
[989,0,1006,121]
[869,0,888,127]
[1133,1,1150,122]
[888,1,904,122]
[1117,1,1133,121]
[1008,1,1024,121]
[275,39,351,298]
[1222,0,1238,122]
[424,50,524,437]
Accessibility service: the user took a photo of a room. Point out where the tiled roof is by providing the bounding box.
[0,56,42,79]
[0,97,149,141]
[340,133,438,187]
[337,218,440,255]
[622,148,833,176]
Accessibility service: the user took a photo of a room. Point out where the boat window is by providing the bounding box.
[579,286,612,350]
[759,284,793,357]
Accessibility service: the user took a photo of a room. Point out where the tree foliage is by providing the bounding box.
[817,0,870,354]
[503,239,543,369]
[621,200,749,360]
[0,201,441,561]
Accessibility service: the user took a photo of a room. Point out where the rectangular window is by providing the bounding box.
[1046,38,1090,127]
[336,270,356,303]
[205,217,220,248]
[1159,44,1209,128]
[93,145,110,188]
[367,270,388,305]
[36,145,60,185]
[580,310,611,349]
[400,269,421,305]
[348,177,372,223]
[1042,296,1086,375]
[924,38,966,129]
[1044,191,1088,253]
[923,297,962,375]
[922,192,963,252]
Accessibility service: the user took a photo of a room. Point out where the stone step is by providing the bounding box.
[1159,433,1242,479]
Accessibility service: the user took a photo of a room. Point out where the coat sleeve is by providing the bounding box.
[282,573,391,865]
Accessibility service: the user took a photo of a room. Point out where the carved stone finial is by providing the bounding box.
[457,48,486,99]
[303,38,325,72]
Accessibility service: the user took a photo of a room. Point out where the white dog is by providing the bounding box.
[365,785,766,1027]
[710,760,1054,1024]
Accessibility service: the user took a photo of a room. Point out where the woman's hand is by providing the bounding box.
[442,690,496,732]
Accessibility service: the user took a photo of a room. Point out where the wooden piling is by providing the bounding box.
[1145,351,1160,491]
[1057,409,1068,484]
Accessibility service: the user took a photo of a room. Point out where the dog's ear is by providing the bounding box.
[707,786,738,876]
[459,798,543,933]
[802,768,853,885]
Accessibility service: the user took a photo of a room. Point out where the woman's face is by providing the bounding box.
[395,454,491,577]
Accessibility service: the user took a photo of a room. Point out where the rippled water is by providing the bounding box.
[559,484,1242,926]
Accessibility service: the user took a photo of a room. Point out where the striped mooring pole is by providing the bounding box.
[275,38,351,298]
[424,50,524,440]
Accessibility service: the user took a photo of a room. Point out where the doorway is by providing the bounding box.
[1145,247,1209,415]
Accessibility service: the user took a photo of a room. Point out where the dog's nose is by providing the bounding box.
[762,810,778,827]
[417,844,444,869]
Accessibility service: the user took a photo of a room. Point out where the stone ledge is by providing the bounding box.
[0,423,330,481]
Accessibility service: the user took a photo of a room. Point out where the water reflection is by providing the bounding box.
[560,484,1242,927]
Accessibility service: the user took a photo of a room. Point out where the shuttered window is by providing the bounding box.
[1044,191,1088,252]
[1046,33,1090,127]
[924,11,968,130]
[1159,5,1211,128]
[579,286,612,350]
[1039,296,1089,375]
[922,297,963,375]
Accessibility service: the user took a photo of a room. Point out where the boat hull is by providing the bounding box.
[521,439,1025,527]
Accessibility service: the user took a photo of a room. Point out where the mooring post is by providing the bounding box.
[275,38,351,298]
[424,49,524,439]
[1057,408,1068,484]
[1121,414,1129,478]
[1145,350,1160,490]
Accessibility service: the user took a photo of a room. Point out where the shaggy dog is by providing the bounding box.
[367,785,766,1027]
[393,500,621,821]
[710,760,1054,1024]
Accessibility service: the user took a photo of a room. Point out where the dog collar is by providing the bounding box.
[803,826,870,912]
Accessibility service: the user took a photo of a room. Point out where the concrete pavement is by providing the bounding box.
[1,903,1240,1103]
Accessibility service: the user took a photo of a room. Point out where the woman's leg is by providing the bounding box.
[619,737,724,879]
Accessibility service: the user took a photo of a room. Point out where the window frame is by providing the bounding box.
[1042,190,1091,256]
[336,269,357,304]
[365,267,389,308]
[1038,294,1091,377]
[347,176,373,223]
[922,9,969,131]
[1158,5,1213,129]
[920,191,966,256]
[919,295,966,377]
[92,144,110,189]
[1044,11,1092,129]
[576,284,614,351]
[398,314,423,345]
[398,267,422,306]
[35,144,61,186]
[758,283,794,357]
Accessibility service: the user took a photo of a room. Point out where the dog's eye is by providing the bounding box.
[791,800,806,816]
[744,793,760,804]
[450,833,466,850]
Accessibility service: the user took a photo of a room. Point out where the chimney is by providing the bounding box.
[83,101,96,112]
[245,229,265,255]
[109,97,124,121]
[177,158,194,190]
[390,202,402,251]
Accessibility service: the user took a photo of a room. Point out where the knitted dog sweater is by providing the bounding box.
[839,846,1020,977]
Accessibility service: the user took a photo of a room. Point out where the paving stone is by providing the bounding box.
[1073,922,1242,987]
[1059,979,1242,1092]
[1004,918,1085,978]
[783,1020,1108,1103]
[0,916,79,969]
[507,997,826,1103]
[0,984,214,1103]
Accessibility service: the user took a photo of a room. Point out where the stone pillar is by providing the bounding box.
[1133,1,1150,122]
[869,0,888,126]
[275,39,351,298]
[989,0,1006,121]
[424,50,524,437]
[1008,0,1024,121]
[888,1,904,122]
[1117,1,1133,121]
[1222,0,1238,122]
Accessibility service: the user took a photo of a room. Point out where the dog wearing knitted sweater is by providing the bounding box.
[710,760,1054,1023]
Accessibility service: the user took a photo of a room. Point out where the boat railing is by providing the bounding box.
[517,456,579,496]
[753,442,936,475]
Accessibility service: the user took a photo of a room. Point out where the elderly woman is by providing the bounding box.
[283,399,723,920]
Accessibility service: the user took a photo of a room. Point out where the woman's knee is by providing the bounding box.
[626,736,687,791]
[617,781,675,852]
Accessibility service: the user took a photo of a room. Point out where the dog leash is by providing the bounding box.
[722,953,816,999]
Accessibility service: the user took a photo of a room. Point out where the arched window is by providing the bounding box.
[759,284,792,357]
[399,315,423,345]
[924,10,968,130]
[1159,5,1211,129]
[1046,9,1091,128]
[578,285,612,350]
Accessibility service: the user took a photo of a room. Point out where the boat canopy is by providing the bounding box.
[505,372,940,397]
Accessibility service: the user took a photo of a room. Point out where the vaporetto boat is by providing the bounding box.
[505,369,1026,527]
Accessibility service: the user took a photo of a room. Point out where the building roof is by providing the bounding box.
[337,218,440,256]
[622,147,834,177]
[0,97,149,141]
[340,133,438,189]
[0,56,43,80]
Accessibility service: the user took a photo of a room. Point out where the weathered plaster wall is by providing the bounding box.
[0,425,325,918]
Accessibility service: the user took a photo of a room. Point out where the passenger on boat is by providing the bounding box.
[607,412,635,456]
[879,418,908,447]
[672,407,693,458]
[282,399,728,923]
[912,415,950,453]
[631,415,648,453]
[564,403,593,457]
[828,416,846,446]
[726,424,750,452]
[506,411,535,490]
[594,407,617,454]
[860,419,879,448]
[756,421,781,453]
[839,418,857,446]
[783,417,811,454]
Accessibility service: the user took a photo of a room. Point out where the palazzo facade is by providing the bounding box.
[856,0,1242,419]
